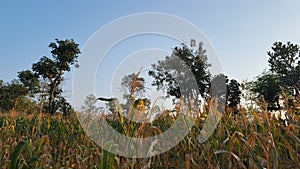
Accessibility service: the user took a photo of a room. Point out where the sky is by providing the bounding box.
[1,1,300,107]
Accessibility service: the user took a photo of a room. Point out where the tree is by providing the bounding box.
[0,73,40,113]
[211,74,229,102]
[32,39,80,114]
[227,79,242,109]
[0,80,28,112]
[148,40,211,103]
[211,74,241,110]
[251,71,281,111]
[268,41,300,93]
[83,94,102,114]
[54,96,72,115]
[120,71,150,119]
[18,70,40,96]
[120,72,145,102]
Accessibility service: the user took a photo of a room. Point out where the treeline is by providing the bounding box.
[147,40,242,112]
[1,38,300,115]
[251,42,300,112]
[0,39,80,115]
[144,39,300,114]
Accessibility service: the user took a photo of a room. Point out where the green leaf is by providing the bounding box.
[10,139,28,169]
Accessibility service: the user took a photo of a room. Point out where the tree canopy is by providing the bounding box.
[251,41,300,111]
[211,74,241,111]
[2,38,300,115]
[148,40,211,103]
[32,39,80,114]
[0,39,80,115]
[227,79,242,109]
[251,72,281,111]
[268,41,300,91]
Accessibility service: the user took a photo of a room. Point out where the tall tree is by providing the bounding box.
[227,79,242,109]
[148,40,211,103]
[210,74,228,106]
[251,71,281,111]
[268,41,300,93]
[32,39,80,114]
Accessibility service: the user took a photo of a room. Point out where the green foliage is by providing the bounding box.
[0,39,80,115]
[32,56,58,80]
[268,41,300,88]
[49,39,80,71]
[10,139,28,169]
[18,70,40,97]
[120,73,145,100]
[227,79,242,109]
[211,74,242,110]
[149,40,211,101]
[53,96,72,115]
[0,80,28,112]
[251,72,281,111]
[32,39,80,114]
[101,141,118,169]
[210,74,228,110]
[251,41,300,111]
[211,74,228,97]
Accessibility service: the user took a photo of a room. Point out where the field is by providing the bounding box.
[0,96,299,169]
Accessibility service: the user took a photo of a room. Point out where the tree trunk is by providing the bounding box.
[48,84,56,114]
[48,70,63,114]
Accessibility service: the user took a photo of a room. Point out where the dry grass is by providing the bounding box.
[0,94,299,168]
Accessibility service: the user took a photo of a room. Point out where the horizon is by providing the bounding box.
[1,1,300,106]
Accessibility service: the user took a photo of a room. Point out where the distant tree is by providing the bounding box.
[120,72,146,102]
[148,40,211,103]
[18,70,40,96]
[227,79,242,109]
[83,94,102,114]
[268,41,300,94]
[210,74,228,111]
[0,80,27,111]
[210,74,228,107]
[120,71,151,118]
[32,39,80,114]
[0,82,11,111]
[251,71,281,111]
[211,74,241,110]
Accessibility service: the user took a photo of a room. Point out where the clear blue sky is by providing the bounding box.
[1,1,300,100]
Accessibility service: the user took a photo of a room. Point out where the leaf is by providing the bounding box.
[214,150,246,169]
[238,137,264,169]
[10,139,28,169]
[102,141,118,169]
[288,131,300,144]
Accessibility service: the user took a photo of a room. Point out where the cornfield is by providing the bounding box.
[0,94,299,169]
